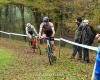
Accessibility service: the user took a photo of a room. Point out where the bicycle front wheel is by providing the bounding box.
[47,46,53,65]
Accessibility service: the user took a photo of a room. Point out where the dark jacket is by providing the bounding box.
[81,24,94,45]
[74,24,83,43]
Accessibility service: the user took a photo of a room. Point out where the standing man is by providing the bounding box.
[81,19,94,63]
[70,17,83,60]
[39,16,56,61]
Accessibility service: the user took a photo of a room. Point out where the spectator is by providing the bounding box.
[81,19,94,63]
[91,34,100,80]
[70,17,83,60]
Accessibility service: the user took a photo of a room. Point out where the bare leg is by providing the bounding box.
[50,41,56,56]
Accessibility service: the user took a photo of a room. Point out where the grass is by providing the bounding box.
[0,48,16,80]
[0,48,16,68]
[0,38,96,80]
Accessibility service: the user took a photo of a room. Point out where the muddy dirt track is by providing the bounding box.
[0,38,51,79]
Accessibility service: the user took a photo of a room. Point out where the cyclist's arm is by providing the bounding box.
[31,25,38,36]
[51,23,55,37]
[25,27,32,39]
[39,23,43,38]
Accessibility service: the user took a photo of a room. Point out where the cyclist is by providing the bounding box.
[39,16,56,61]
[25,23,38,52]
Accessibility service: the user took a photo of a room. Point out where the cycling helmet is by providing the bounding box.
[43,16,49,22]
[26,23,31,27]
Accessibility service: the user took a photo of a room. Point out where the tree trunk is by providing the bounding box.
[32,9,42,32]
[19,4,26,41]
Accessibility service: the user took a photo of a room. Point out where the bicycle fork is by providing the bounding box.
[47,39,53,65]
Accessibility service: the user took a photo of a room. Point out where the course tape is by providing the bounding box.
[0,30,98,51]
[0,31,27,37]
[60,38,98,51]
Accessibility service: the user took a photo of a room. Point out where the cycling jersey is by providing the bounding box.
[26,25,37,38]
[39,22,55,38]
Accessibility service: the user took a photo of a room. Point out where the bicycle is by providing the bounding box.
[29,36,41,55]
[41,37,54,65]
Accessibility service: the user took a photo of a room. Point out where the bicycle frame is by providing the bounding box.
[46,38,52,54]
[46,37,53,65]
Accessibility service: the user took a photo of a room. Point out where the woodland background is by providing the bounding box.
[0,0,100,40]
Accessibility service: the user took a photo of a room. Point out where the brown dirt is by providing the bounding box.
[0,38,50,79]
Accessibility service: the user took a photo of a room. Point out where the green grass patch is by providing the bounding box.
[0,48,16,69]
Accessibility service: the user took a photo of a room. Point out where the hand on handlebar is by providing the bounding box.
[39,34,47,39]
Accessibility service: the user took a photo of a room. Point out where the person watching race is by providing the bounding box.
[91,33,100,80]
[25,23,38,52]
[39,16,56,61]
